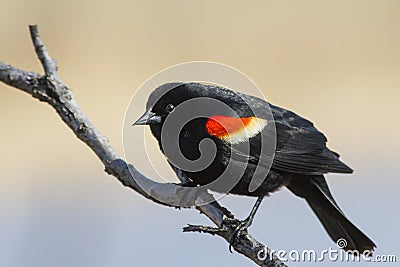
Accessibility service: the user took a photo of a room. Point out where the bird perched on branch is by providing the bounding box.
[133,82,375,253]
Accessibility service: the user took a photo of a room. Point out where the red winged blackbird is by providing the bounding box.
[133,82,375,253]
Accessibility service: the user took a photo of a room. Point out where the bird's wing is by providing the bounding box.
[227,101,353,175]
[267,105,353,175]
[214,92,353,175]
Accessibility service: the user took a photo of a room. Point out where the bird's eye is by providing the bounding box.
[165,104,175,113]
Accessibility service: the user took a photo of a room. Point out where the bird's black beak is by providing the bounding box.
[132,109,162,126]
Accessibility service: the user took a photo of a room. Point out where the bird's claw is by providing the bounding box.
[222,215,252,253]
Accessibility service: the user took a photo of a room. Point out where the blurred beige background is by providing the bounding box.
[1,1,399,266]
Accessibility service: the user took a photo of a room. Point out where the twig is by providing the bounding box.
[0,25,287,267]
[29,25,58,79]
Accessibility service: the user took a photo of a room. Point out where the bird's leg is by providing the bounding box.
[224,196,264,252]
[244,196,264,226]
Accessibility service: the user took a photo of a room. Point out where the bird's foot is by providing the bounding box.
[222,215,253,253]
[221,196,263,252]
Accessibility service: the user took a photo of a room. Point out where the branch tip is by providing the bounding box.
[29,25,59,79]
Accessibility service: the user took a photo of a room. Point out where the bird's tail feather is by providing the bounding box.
[287,176,376,253]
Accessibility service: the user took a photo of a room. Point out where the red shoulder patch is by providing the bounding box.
[206,116,253,138]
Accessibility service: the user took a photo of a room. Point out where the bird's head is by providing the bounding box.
[132,82,187,126]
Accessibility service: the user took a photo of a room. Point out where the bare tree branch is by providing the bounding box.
[0,25,287,267]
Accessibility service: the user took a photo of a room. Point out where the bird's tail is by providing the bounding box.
[287,176,376,253]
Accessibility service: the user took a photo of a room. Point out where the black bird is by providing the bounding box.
[133,82,375,253]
